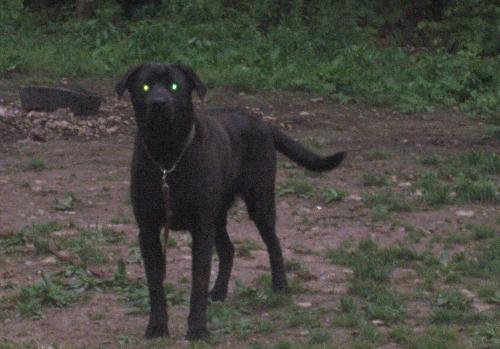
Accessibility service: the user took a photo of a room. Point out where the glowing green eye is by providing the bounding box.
[171,83,178,91]
[143,84,150,92]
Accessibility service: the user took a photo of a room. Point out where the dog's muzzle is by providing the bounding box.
[146,87,173,123]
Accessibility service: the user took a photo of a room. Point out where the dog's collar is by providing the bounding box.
[141,124,196,180]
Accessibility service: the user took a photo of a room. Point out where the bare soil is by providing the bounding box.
[0,82,498,349]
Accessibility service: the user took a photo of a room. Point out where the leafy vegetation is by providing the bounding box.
[0,0,498,118]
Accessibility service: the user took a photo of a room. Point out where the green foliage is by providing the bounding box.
[417,171,453,205]
[361,171,388,187]
[277,177,315,199]
[0,1,498,116]
[25,157,47,172]
[363,189,413,212]
[16,273,78,318]
[322,186,348,204]
[233,276,291,310]
[407,326,461,349]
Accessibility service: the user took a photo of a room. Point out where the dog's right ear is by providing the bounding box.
[115,65,143,99]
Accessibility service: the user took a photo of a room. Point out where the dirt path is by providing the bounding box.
[1,86,498,349]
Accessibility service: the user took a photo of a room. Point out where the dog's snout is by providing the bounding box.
[150,98,168,108]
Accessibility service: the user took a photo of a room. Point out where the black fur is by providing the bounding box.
[116,63,345,340]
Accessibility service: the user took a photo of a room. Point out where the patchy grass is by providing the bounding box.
[52,192,77,211]
[361,171,389,187]
[16,273,79,319]
[365,149,390,161]
[235,239,261,259]
[277,177,315,199]
[24,157,47,172]
[363,189,414,212]
[321,186,348,204]
[416,150,500,207]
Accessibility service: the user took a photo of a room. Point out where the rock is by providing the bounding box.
[28,127,47,142]
[459,289,475,299]
[346,194,362,202]
[472,301,492,313]
[297,302,312,309]
[41,256,57,264]
[310,97,324,103]
[456,210,474,218]
[0,106,8,118]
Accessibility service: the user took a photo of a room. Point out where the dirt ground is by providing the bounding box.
[0,81,498,349]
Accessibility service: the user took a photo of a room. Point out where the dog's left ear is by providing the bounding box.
[174,64,207,101]
[115,64,143,99]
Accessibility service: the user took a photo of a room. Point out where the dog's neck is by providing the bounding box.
[140,122,196,172]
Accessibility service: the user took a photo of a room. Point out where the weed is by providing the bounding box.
[25,157,46,172]
[455,151,500,175]
[407,326,461,349]
[233,276,291,311]
[309,329,332,345]
[364,288,408,323]
[365,149,389,161]
[52,192,76,211]
[468,224,496,240]
[16,273,78,318]
[363,189,413,212]
[361,171,388,187]
[485,125,500,140]
[208,302,255,338]
[400,223,426,243]
[322,186,348,204]
[420,154,441,166]
[430,288,485,324]
[284,306,321,329]
[417,172,452,206]
[285,259,316,281]
[351,322,382,349]
[277,177,315,199]
[389,325,412,344]
[454,175,498,203]
[236,239,260,258]
[371,204,391,221]
[1,221,62,253]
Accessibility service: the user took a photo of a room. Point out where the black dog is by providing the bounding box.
[115,63,345,340]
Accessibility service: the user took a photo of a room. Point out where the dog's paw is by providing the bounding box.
[145,320,169,338]
[185,328,210,341]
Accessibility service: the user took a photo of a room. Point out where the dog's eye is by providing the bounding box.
[143,84,150,92]
[170,83,178,91]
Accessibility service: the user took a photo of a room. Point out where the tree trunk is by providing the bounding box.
[76,0,92,20]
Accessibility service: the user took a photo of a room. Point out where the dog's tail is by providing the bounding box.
[271,126,345,172]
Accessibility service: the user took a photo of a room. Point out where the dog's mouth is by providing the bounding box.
[145,102,174,129]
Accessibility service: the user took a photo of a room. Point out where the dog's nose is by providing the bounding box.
[150,98,168,108]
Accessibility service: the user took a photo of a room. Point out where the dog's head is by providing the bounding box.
[115,63,206,138]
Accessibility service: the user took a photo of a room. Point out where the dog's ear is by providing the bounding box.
[115,65,143,99]
[174,64,207,101]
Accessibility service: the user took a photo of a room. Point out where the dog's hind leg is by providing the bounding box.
[245,191,288,293]
[209,213,235,302]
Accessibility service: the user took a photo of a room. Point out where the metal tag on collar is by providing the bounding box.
[161,168,169,188]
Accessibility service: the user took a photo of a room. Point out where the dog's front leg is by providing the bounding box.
[186,224,215,340]
[139,229,169,338]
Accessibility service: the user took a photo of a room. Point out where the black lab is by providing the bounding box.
[115,63,345,340]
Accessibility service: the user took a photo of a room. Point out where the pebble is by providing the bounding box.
[297,302,312,309]
[456,210,474,218]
